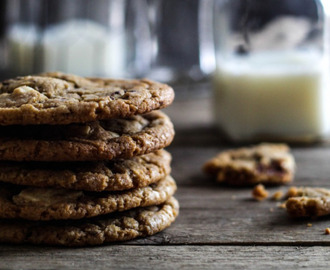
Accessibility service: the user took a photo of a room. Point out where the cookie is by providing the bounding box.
[0,175,176,220]
[0,72,174,125]
[0,150,171,192]
[286,187,330,217]
[0,110,174,161]
[203,143,295,186]
[0,196,179,246]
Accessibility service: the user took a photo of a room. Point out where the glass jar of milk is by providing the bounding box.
[2,0,151,78]
[212,0,330,143]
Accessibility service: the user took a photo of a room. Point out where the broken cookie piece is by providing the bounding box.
[271,190,284,201]
[286,187,330,218]
[203,143,295,186]
[252,184,269,201]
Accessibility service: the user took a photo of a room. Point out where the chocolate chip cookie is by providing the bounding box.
[0,196,179,246]
[0,150,171,191]
[0,175,176,220]
[0,111,174,161]
[203,143,295,186]
[0,72,174,125]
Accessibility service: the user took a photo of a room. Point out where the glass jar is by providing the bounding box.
[146,0,210,87]
[0,0,151,78]
[212,0,330,143]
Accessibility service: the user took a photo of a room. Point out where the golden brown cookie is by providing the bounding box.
[0,175,176,220]
[0,150,171,192]
[0,72,174,125]
[203,143,295,186]
[286,187,330,217]
[0,111,174,161]
[0,196,179,246]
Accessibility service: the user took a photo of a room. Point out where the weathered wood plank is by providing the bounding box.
[1,245,330,270]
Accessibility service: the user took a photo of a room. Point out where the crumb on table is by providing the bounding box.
[287,186,298,197]
[252,184,269,201]
[325,228,330,235]
[307,223,313,227]
[277,202,286,209]
[271,190,284,201]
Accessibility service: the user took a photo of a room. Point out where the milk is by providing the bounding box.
[213,52,330,142]
[42,20,125,77]
[7,20,125,77]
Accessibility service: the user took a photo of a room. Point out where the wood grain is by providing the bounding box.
[1,246,330,270]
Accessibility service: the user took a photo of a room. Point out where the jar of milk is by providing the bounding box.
[1,0,151,78]
[212,0,330,143]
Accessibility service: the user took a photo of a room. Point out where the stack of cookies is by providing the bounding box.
[0,72,178,246]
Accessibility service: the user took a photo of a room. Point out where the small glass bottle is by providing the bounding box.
[212,0,330,143]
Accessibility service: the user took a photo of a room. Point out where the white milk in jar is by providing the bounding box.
[8,20,125,77]
[213,51,330,142]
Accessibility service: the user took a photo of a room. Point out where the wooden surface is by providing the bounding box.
[2,98,330,269]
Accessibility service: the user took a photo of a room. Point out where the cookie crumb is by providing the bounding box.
[252,184,269,201]
[277,202,286,209]
[271,191,284,201]
[231,195,237,200]
[269,208,274,212]
[307,223,313,227]
[325,228,330,235]
[287,186,298,197]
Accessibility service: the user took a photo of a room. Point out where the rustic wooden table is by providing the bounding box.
[2,97,330,269]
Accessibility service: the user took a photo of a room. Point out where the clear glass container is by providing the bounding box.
[212,0,330,143]
[146,0,209,86]
[0,0,151,78]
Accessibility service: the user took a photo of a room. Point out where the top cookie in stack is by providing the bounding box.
[0,71,174,125]
[0,72,179,246]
